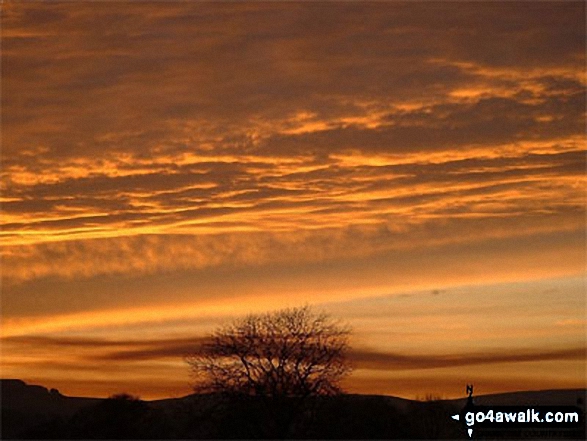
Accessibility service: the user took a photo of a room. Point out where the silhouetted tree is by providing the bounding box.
[185,306,351,437]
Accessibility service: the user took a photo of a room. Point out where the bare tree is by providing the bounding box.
[185,306,351,437]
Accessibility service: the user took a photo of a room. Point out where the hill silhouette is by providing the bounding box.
[2,379,585,439]
[1,379,101,439]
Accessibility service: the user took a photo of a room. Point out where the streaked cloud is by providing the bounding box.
[350,347,585,371]
[1,1,584,399]
[4,334,583,367]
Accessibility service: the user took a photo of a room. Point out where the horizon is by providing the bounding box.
[4,378,586,403]
[1,2,586,401]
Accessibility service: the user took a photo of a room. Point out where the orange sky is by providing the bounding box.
[1,1,585,400]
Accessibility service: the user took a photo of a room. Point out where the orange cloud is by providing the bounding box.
[2,1,584,399]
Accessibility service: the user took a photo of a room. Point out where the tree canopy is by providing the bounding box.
[186,306,351,399]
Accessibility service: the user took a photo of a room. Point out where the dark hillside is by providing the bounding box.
[1,379,100,438]
[1,380,584,439]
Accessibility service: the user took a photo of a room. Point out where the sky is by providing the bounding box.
[1,1,585,400]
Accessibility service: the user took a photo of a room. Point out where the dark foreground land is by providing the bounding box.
[1,380,585,439]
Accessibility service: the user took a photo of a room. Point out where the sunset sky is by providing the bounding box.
[1,2,585,400]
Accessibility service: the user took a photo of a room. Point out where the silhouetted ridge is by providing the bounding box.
[1,379,100,439]
[1,380,585,439]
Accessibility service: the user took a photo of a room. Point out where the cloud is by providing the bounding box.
[2,207,584,285]
[2,147,584,248]
[1,2,585,400]
[4,333,583,370]
[100,345,587,368]
[349,347,586,371]
[2,3,584,271]
[3,335,205,361]
[257,93,585,157]
[3,334,203,348]
[3,2,584,165]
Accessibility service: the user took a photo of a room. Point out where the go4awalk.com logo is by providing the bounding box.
[452,406,583,438]
[450,386,584,438]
